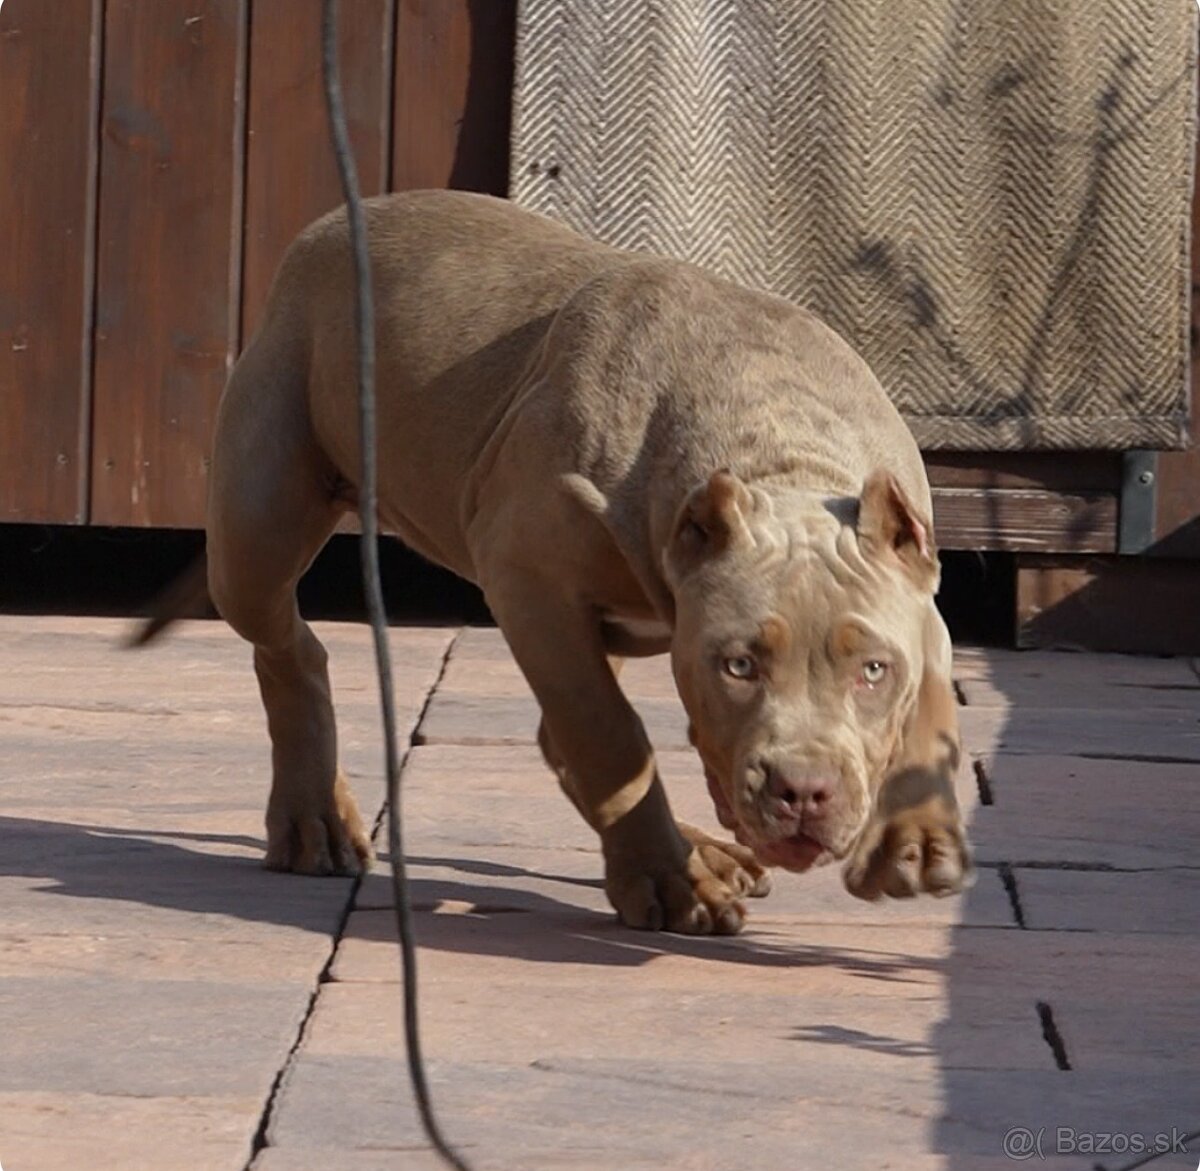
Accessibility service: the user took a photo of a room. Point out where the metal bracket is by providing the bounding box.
[1117,450,1159,555]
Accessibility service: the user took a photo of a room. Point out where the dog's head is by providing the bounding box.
[664,468,953,871]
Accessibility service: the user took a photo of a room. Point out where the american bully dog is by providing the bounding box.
[137,190,972,935]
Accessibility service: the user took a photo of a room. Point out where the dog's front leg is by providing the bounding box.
[843,619,973,901]
[487,572,747,935]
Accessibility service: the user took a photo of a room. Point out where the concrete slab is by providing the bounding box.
[0,1092,258,1171]
[5,617,1198,1171]
[0,616,453,1171]
[968,755,1200,869]
[1018,868,1200,935]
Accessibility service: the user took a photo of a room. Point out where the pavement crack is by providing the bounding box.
[1035,1001,1072,1070]
[245,628,463,1168]
[244,869,364,1167]
[1075,750,1200,765]
[528,1058,773,1102]
[408,629,464,748]
[952,679,968,706]
[972,757,994,805]
[978,860,1200,874]
[0,700,179,717]
[409,630,462,749]
[997,862,1026,928]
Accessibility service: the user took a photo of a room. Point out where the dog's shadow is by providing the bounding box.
[0,814,939,982]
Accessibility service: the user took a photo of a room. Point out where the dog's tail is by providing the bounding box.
[126,552,212,647]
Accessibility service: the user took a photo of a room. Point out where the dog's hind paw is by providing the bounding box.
[263,767,373,877]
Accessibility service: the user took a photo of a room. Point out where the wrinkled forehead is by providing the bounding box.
[684,515,922,654]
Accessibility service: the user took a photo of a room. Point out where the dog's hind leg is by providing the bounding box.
[205,337,371,877]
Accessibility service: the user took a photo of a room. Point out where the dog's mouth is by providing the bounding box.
[705,771,830,872]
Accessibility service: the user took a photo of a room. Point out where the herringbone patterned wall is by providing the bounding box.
[511,1,1196,450]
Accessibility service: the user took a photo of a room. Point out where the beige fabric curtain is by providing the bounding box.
[511,1,1197,450]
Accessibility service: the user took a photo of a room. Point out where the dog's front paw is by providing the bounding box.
[605,844,749,936]
[264,767,373,877]
[676,821,772,899]
[842,766,973,901]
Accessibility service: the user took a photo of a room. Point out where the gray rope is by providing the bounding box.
[320,5,472,1168]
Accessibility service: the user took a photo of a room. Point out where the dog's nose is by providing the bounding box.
[764,766,832,817]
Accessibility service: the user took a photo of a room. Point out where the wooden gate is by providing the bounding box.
[0,0,514,527]
[3,0,1199,601]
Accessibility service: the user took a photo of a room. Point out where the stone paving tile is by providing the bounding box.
[0,808,357,941]
[335,911,958,982]
[1017,868,1200,935]
[416,690,693,751]
[323,916,1048,1065]
[0,1092,259,1171]
[0,930,335,983]
[6,618,1199,1171]
[934,929,1200,1077]
[265,1051,953,1168]
[968,755,1199,869]
[351,849,1014,930]
[363,742,1004,929]
[0,616,453,1171]
[393,742,982,847]
[254,1150,1087,1171]
[959,704,1200,762]
[265,1053,1194,1170]
[0,976,311,1097]
[936,1071,1199,1170]
[950,646,1195,689]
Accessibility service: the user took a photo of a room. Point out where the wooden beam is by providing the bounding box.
[932,487,1117,554]
[0,0,102,523]
[90,0,250,528]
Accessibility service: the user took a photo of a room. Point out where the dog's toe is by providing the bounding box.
[606,851,747,936]
[843,799,972,901]
[678,823,772,900]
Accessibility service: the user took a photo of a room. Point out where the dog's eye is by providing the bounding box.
[722,655,758,681]
[860,660,889,687]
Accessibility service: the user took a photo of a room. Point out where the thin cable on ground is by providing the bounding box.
[319,4,473,1168]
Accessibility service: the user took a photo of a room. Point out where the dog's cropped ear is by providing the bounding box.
[857,469,939,591]
[665,469,754,581]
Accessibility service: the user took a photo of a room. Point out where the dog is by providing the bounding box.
[136,190,972,935]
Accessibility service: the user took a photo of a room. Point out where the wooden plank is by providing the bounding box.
[241,0,394,340]
[392,0,515,194]
[1016,555,1200,656]
[0,0,102,523]
[923,452,1122,493]
[932,488,1117,553]
[90,0,248,528]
